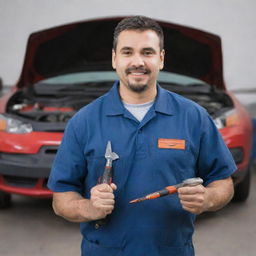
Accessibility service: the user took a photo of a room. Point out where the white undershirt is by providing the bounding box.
[123,100,154,122]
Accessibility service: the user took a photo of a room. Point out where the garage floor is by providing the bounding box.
[0,170,256,256]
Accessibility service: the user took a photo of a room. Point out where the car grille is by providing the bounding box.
[44,148,58,154]
[0,145,58,163]
[3,175,37,188]
[43,178,48,188]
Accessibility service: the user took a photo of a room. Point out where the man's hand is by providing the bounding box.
[178,185,209,214]
[178,177,234,215]
[88,183,117,220]
[52,183,117,223]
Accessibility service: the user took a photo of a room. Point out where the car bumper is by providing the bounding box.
[0,178,52,197]
[0,146,57,197]
[0,144,249,196]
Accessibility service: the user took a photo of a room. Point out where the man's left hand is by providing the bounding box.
[178,177,234,214]
[177,185,210,215]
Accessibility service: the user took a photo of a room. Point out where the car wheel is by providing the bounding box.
[0,191,11,209]
[233,165,251,202]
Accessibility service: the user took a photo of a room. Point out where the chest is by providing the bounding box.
[83,113,200,194]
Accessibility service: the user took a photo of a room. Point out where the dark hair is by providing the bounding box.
[113,16,164,51]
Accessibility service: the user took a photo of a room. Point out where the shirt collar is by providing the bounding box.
[154,84,174,116]
[104,81,174,116]
[105,81,126,116]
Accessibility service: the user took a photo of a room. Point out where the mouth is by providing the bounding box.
[129,72,147,76]
[126,67,150,76]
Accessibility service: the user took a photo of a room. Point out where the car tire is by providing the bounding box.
[0,191,11,209]
[233,165,251,202]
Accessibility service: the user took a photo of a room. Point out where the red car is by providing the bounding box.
[0,17,252,208]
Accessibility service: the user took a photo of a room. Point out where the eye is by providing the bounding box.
[143,50,154,56]
[121,50,132,56]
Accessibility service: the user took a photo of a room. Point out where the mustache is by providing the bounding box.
[125,67,151,75]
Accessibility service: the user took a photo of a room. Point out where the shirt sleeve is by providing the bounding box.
[196,113,237,186]
[47,118,87,194]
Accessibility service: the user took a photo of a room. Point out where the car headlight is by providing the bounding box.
[213,110,239,129]
[0,114,32,134]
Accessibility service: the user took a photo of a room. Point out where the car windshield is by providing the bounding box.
[36,71,207,85]
[33,71,211,95]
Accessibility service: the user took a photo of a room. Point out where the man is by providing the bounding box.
[48,16,236,255]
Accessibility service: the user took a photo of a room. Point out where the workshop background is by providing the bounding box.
[1,0,256,90]
[0,0,256,256]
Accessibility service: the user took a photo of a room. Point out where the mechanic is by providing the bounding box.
[48,16,236,256]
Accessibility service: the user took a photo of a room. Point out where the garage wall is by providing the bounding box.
[0,0,255,90]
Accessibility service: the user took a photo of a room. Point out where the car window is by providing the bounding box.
[35,71,207,87]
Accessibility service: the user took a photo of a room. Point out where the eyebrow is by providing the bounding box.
[120,47,133,52]
[120,47,157,53]
[142,47,156,53]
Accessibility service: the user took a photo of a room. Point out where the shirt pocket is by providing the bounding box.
[151,141,196,183]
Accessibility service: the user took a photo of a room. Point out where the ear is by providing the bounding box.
[112,49,116,69]
[159,49,165,70]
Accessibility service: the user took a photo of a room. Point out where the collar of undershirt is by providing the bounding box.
[122,99,155,108]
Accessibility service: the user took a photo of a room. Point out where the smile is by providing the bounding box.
[130,72,147,76]
[126,67,150,76]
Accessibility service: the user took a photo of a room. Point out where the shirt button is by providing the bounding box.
[95,223,100,229]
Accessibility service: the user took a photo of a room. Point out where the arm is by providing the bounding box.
[178,177,234,215]
[52,183,117,223]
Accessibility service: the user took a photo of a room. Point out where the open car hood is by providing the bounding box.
[17,17,225,90]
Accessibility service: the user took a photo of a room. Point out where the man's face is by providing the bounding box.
[112,29,164,93]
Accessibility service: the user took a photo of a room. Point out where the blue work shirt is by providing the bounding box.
[48,81,236,256]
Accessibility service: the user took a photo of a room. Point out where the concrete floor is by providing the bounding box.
[0,171,256,256]
[194,170,256,256]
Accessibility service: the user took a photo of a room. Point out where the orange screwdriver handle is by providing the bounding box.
[165,186,178,194]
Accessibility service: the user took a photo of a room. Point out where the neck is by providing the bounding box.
[119,83,157,104]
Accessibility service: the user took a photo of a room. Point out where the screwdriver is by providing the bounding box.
[129,177,203,204]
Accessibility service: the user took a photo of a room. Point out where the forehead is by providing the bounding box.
[116,29,161,51]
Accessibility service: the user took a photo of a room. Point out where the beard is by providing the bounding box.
[124,67,150,93]
[126,82,148,93]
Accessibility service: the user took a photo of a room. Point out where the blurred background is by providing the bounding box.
[1,0,256,90]
[0,0,256,255]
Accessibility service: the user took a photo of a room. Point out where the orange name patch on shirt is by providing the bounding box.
[158,138,186,150]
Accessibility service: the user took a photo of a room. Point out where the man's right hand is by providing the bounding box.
[51,183,117,223]
[88,183,117,220]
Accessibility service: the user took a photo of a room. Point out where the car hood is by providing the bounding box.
[17,17,225,90]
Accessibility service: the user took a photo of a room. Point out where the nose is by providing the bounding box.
[130,53,145,67]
